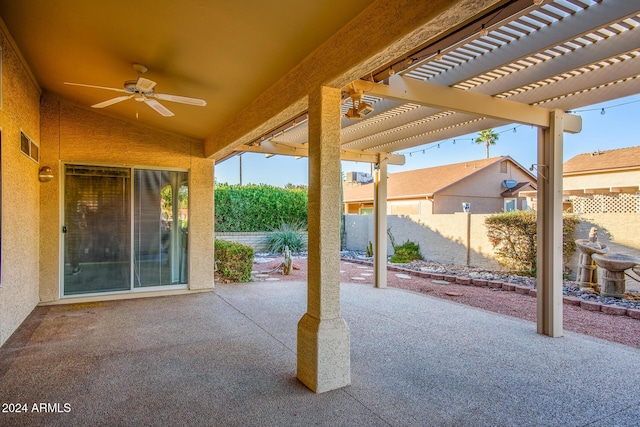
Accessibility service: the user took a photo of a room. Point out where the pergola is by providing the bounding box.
[210,0,640,390]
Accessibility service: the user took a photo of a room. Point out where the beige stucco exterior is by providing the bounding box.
[38,95,215,302]
[0,29,42,344]
[0,28,215,345]
[564,169,640,194]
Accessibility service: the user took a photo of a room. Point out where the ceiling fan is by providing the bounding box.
[64,63,207,117]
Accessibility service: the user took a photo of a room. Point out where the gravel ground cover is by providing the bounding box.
[252,253,640,349]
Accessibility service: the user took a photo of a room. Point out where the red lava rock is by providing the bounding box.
[627,308,640,320]
[601,304,627,316]
[293,264,300,270]
[580,300,602,312]
[445,292,463,297]
[563,296,582,306]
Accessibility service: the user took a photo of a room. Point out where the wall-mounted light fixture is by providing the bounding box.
[39,166,54,182]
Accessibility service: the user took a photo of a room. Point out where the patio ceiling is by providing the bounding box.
[229,0,640,163]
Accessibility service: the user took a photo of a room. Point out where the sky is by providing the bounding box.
[214,93,640,187]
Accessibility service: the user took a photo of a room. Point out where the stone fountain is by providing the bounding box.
[592,252,640,299]
[574,227,607,294]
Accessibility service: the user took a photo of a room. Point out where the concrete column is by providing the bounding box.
[374,157,388,289]
[188,156,215,290]
[297,86,350,393]
[536,109,564,337]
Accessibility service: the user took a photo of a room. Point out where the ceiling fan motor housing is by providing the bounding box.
[124,80,154,95]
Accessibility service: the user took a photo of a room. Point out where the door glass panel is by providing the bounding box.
[134,169,188,287]
[63,165,131,295]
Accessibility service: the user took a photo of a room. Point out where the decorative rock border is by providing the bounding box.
[341,257,640,321]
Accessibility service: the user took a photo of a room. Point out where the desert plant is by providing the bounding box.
[215,239,254,282]
[267,222,307,254]
[390,241,423,264]
[366,240,373,257]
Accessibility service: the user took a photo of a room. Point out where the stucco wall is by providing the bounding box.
[565,170,640,191]
[344,213,501,270]
[39,94,214,301]
[0,29,42,345]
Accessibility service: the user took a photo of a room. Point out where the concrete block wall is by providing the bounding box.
[344,213,501,270]
[216,232,309,253]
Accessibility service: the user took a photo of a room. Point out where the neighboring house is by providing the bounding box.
[564,146,640,213]
[343,156,537,215]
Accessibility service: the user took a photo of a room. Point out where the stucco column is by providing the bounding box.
[297,86,350,393]
[189,156,215,290]
[536,109,564,337]
[374,157,388,289]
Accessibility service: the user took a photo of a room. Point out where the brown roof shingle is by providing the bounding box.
[563,146,640,174]
[343,157,508,202]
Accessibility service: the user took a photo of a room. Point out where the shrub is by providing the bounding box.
[267,222,307,254]
[215,183,307,232]
[390,241,423,264]
[485,210,579,276]
[215,239,254,282]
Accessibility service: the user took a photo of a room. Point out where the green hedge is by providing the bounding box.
[215,183,307,232]
[485,210,579,276]
[214,239,254,282]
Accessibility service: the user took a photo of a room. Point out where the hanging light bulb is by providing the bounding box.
[388,67,395,75]
[513,127,517,133]
[453,139,456,144]
[437,143,441,148]
[601,108,606,115]
[435,50,443,61]
[479,24,489,37]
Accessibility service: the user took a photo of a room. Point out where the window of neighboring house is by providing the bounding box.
[359,207,373,215]
[20,131,38,163]
[390,201,420,215]
[504,198,517,212]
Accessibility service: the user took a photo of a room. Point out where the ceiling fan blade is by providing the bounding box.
[64,82,127,93]
[92,95,134,108]
[153,93,207,106]
[144,98,174,117]
[136,77,157,93]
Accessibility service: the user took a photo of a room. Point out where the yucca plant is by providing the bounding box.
[267,222,307,254]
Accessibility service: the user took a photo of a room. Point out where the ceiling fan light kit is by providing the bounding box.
[64,63,206,117]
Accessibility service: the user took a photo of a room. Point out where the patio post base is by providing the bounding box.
[297,313,351,393]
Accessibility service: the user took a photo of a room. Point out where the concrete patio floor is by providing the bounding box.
[1,281,640,427]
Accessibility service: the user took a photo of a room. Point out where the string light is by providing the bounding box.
[513,127,517,133]
[389,67,395,75]
[601,108,606,115]
[479,24,489,37]
[435,50,443,61]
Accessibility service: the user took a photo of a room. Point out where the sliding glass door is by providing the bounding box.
[63,165,188,296]
[63,165,131,295]
[134,169,188,287]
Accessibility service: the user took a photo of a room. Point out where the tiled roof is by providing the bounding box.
[343,157,509,202]
[564,146,640,175]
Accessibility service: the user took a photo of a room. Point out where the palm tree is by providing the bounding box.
[475,129,499,158]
